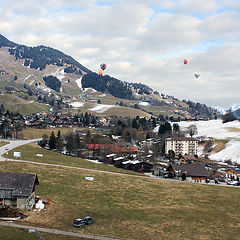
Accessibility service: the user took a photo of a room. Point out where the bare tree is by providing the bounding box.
[187,124,198,137]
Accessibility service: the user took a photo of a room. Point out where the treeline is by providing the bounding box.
[43,75,61,92]
[64,65,82,74]
[0,34,16,48]
[222,109,240,123]
[0,106,24,139]
[6,43,90,73]
[39,130,112,157]
[183,100,218,119]
[82,73,134,99]
[130,82,153,95]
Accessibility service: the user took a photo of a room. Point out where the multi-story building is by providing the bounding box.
[165,137,198,156]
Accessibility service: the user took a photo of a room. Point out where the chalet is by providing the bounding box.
[224,168,240,181]
[122,160,153,173]
[0,173,39,210]
[166,162,210,183]
[179,154,197,163]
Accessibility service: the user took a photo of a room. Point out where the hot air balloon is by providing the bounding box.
[195,73,200,78]
[98,70,103,76]
[100,63,107,71]
[183,59,188,65]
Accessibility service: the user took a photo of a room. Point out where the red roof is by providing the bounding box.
[86,144,138,153]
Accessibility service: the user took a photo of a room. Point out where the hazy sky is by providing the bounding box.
[0,0,240,107]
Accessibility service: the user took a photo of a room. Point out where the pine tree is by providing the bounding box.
[49,131,56,149]
[56,130,63,152]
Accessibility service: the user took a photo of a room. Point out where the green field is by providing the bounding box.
[20,127,77,139]
[5,143,142,176]
[69,101,153,119]
[5,102,51,115]
[0,94,51,115]
[0,226,87,240]
[0,160,239,240]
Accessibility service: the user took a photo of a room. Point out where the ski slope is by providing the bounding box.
[177,120,240,164]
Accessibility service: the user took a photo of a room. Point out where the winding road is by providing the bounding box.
[0,139,41,161]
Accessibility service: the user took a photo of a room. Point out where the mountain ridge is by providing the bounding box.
[0,34,218,120]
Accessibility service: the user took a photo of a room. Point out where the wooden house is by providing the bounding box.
[224,168,240,181]
[0,173,39,210]
[166,162,210,183]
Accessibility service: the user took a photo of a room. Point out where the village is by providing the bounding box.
[0,100,240,239]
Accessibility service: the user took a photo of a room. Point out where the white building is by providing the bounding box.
[165,137,198,156]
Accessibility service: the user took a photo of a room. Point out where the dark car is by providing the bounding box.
[73,218,85,227]
[215,179,220,184]
[84,216,94,225]
[233,182,240,186]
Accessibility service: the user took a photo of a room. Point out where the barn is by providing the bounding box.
[0,173,39,210]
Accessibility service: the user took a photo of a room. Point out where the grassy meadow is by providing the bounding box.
[0,160,240,240]
[20,127,78,139]
[5,143,142,176]
[0,226,84,240]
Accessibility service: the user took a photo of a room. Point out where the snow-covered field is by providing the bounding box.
[139,101,150,106]
[88,104,118,113]
[177,120,240,140]
[70,102,84,108]
[176,120,240,164]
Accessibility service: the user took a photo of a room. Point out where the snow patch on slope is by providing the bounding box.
[83,88,97,93]
[88,104,117,113]
[76,76,82,89]
[209,141,240,164]
[70,102,84,108]
[48,69,65,81]
[139,102,150,106]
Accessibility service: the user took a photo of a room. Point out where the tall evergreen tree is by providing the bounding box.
[49,131,56,149]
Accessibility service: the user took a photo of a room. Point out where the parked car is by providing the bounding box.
[215,179,220,184]
[233,182,240,186]
[84,216,94,225]
[227,180,238,185]
[73,218,85,227]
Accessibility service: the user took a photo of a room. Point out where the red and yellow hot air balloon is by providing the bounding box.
[98,70,103,76]
[183,59,188,65]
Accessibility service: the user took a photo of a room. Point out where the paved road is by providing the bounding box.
[0,222,119,240]
[0,139,41,161]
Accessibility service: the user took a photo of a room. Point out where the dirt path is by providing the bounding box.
[0,222,119,240]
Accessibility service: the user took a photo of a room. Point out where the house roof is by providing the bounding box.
[166,137,197,141]
[86,144,138,153]
[0,173,39,197]
[181,154,197,161]
[167,163,210,177]
[224,168,240,174]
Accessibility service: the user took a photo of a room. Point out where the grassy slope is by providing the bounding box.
[69,101,153,119]
[0,161,239,240]
[0,94,51,114]
[0,227,84,240]
[5,143,142,175]
[6,102,51,115]
[20,127,77,139]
